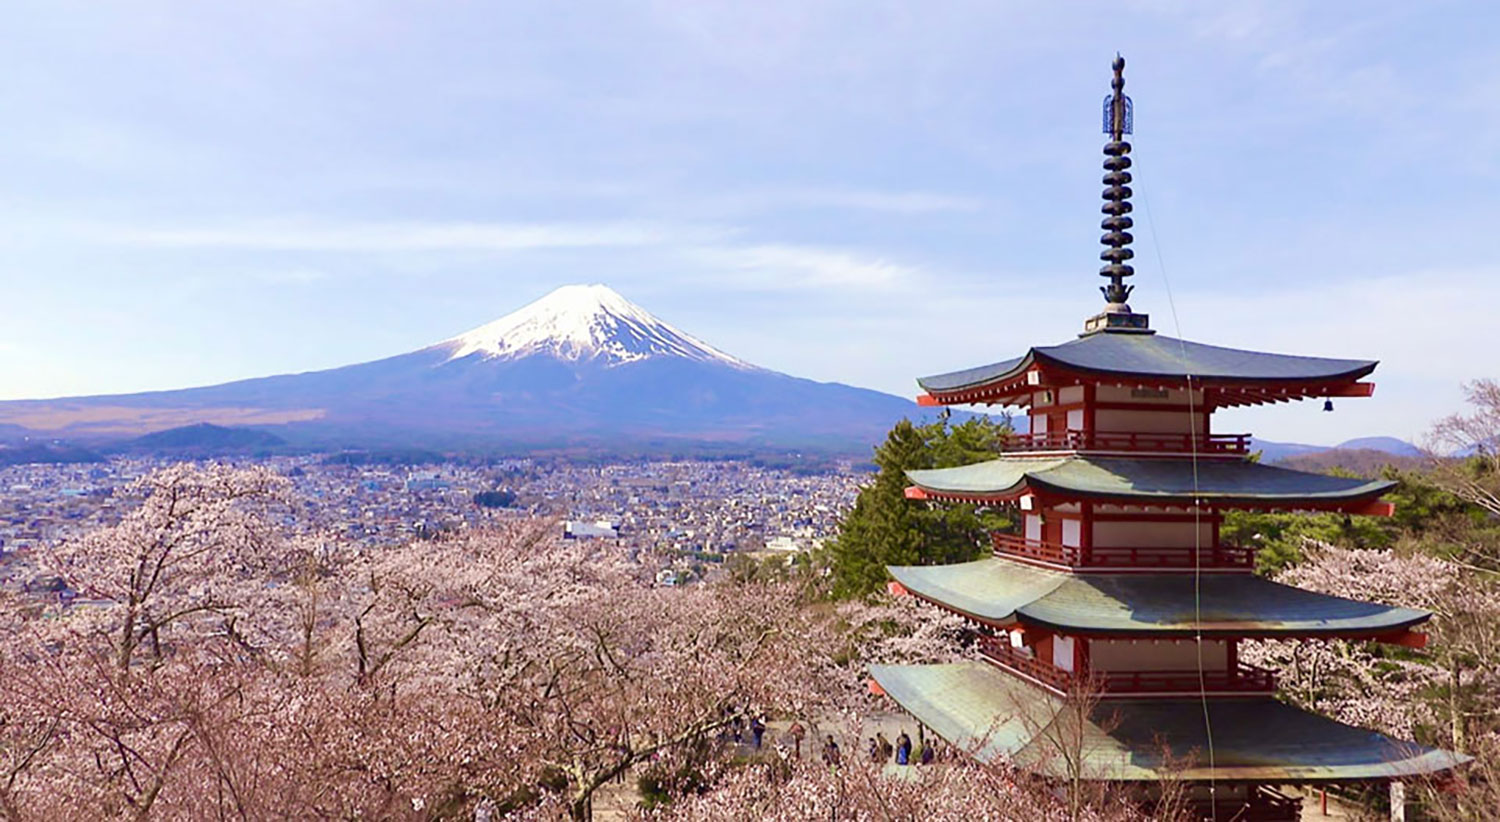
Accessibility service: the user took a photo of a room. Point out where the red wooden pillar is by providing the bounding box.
[1082,381,1096,443]
[1199,387,1211,443]
[1080,500,1094,566]
[1043,506,1062,546]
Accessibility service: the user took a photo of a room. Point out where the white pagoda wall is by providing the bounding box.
[1093,408,1203,435]
[1053,635,1077,672]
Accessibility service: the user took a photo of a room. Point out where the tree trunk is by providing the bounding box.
[1449,658,1466,753]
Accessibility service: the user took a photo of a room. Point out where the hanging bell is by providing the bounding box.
[1323,399,1334,412]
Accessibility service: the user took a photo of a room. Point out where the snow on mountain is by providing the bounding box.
[0,282,931,453]
[440,284,754,369]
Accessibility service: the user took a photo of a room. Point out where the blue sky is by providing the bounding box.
[2,1,1497,445]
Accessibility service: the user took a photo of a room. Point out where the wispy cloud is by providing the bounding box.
[690,243,919,291]
[100,219,732,252]
[724,185,983,215]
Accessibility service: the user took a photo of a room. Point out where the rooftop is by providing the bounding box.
[918,332,1376,398]
[904,455,1395,507]
[870,662,1469,782]
[888,557,1429,637]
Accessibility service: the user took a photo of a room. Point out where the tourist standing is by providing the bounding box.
[822,735,840,766]
[896,731,912,765]
[788,722,805,759]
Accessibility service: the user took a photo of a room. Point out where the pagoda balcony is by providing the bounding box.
[977,636,1073,693]
[992,533,1256,571]
[1180,786,1301,822]
[978,636,1276,697]
[1100,663,1276,695]
[1001,430,1250,455]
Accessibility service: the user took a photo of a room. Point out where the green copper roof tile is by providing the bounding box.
[870,662,1469,782]
[889,557,1430,637]
[889,560,1066,624]
[906,456,1394,503]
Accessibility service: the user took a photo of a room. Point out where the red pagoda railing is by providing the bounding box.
[993,533,1086,565]
[980,636,1276,697]
[1001,430,1250,455]
[1101,663,1276,695]
[978,636,1072,693]
[992,534,1256,571]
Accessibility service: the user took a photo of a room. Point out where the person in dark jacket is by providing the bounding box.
[822,735,841,766]
[895,731,912,765]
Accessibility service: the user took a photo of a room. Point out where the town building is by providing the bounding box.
[871,57,1468,821]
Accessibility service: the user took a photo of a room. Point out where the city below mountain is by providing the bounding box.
[0,285,930,456]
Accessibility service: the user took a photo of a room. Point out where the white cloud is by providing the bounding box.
[727,185,983,214]
[250,267,329,285]
[102,219,731,253]
[690,243,920,291]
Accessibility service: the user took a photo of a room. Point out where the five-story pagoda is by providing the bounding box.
[870,57,1468,821]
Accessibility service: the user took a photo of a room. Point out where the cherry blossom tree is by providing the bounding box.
[1242,541,1500,753]
[649,750,1144,822]
[41,463,291,673]
[1428,379,1500,520]
[1,464,861,820]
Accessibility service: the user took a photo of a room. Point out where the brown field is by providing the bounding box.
[0,405,324,436]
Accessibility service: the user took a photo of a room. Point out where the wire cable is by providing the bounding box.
[1136,162,1218,803]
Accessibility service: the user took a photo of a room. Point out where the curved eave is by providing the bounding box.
[912,349,1032,396]
[1022,473,1397,508]
[871,662,1472,782]
[889,557,1431,639]
[915,336,1379,407]
[1014,606,1432,640]
[905,458,1397,511]
[1031,349,1378,387]
[887,560,1057,625]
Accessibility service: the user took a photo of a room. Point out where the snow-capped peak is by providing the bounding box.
[440,284,755,368]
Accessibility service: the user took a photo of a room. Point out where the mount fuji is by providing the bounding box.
[0,285,927,454]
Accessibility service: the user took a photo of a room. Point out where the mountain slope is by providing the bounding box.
[1253,436,1421,464]
[0,285,925,454]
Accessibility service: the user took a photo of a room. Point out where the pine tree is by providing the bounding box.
[826,415,1011,598]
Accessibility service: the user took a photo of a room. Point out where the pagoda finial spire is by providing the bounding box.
[1084,54,1151,335]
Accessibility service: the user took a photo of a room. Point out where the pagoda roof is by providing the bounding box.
[888,557,1429,637]
[917,332,1376,395]
[870,662,1469,782]
[905,455,1394,506]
